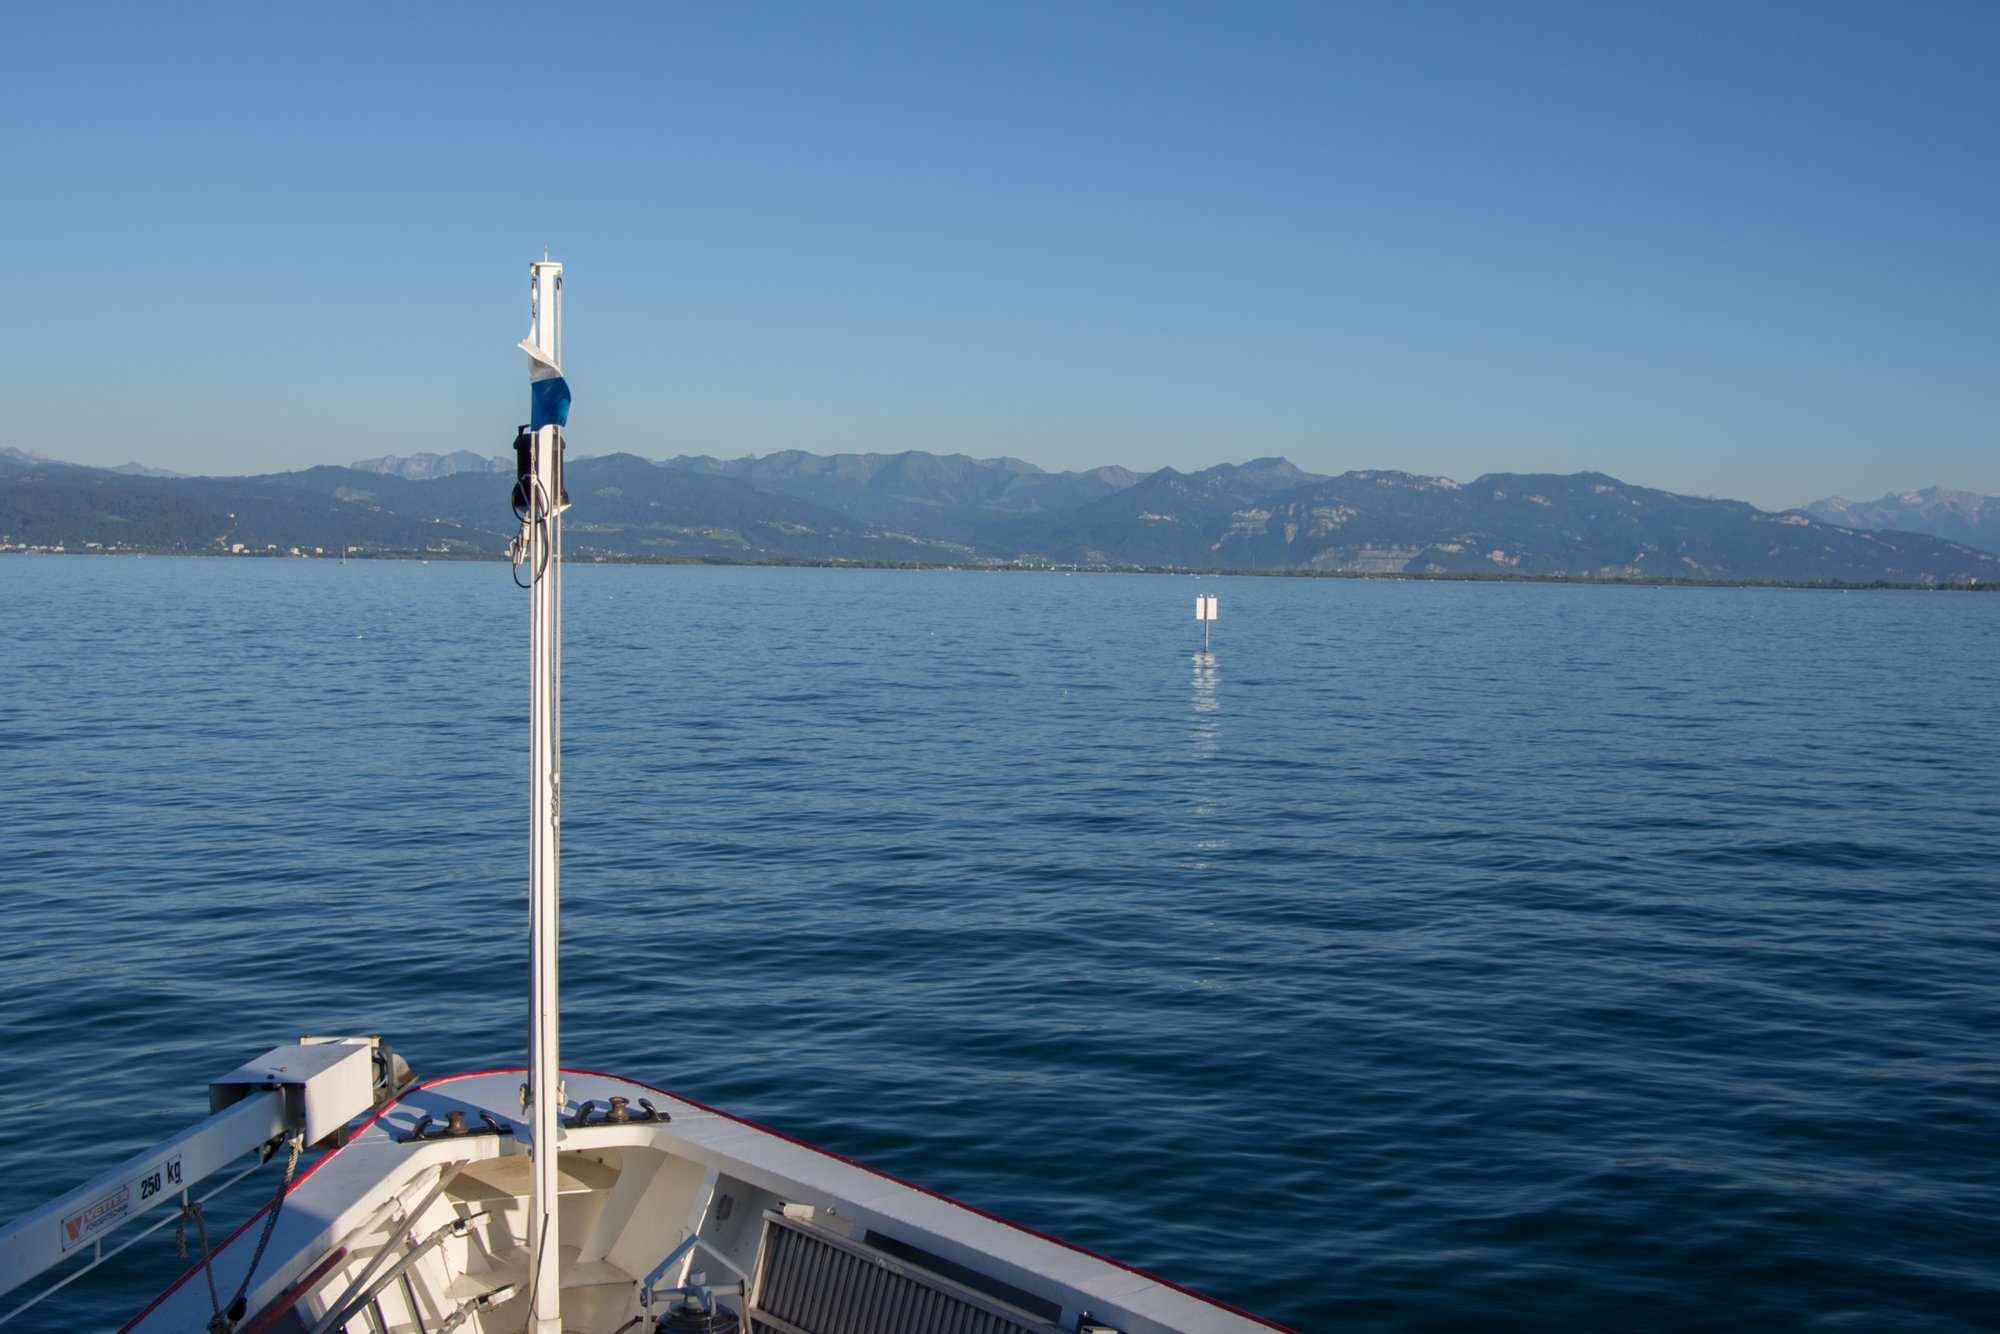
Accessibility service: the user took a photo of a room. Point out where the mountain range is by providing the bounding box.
[3,446,1994,586]
[1795,487,2000,556]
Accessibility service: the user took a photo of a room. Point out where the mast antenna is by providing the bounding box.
[516,256,570,1334]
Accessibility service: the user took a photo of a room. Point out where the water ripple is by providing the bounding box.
[1,560,1997,1330]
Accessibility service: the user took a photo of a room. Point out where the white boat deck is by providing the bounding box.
[122,1070,1285,1334]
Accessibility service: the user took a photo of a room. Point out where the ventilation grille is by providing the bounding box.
[749,1212,1062,1334]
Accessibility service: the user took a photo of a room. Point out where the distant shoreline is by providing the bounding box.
[6,547,1993,592]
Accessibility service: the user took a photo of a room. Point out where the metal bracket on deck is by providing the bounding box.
[640,1232,749,1329]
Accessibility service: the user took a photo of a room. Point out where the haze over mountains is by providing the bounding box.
[3,446,1995,586]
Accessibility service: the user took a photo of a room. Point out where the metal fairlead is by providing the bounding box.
[568,1097,666,1128]
[397,1111,511,1144]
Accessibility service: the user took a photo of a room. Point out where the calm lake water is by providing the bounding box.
[2,557,1998,1331]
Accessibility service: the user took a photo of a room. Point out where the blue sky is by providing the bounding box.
[5,1,1995,509]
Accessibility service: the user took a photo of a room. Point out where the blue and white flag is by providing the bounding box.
[520,337,571,431]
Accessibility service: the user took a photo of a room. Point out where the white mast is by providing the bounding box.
[520,258,568,1334]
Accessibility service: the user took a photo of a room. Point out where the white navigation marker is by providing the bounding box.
[1195,594,1218,651]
